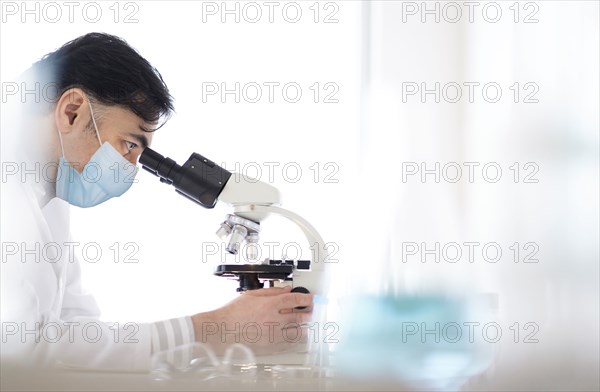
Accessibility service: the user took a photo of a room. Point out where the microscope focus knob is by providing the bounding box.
[291,286,310,294]
[291,286,310,310]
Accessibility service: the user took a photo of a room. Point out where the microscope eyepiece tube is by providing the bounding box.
[139,147,232,209]
[138,147,165,175]
[139,148,181,185]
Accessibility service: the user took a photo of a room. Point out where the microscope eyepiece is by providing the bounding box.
[139,147,232,209]
[138,147,164,173]
[139,148,180,185]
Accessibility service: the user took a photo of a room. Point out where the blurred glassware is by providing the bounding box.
[335,294,497,391]
[150,342,257,382]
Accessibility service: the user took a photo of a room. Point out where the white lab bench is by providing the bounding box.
[1,362,449,391]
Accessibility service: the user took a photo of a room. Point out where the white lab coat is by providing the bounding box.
[1,162,155,370]
[0,86,193,371]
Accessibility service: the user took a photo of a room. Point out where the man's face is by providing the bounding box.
[58,94,155,172]
[91,105,155,166]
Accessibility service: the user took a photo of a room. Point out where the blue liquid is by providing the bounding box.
[335,295,494,391]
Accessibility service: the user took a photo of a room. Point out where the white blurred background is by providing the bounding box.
[1,1,598,390]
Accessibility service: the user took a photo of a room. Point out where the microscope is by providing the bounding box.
[139,148,331,367]
[139,147,330,307]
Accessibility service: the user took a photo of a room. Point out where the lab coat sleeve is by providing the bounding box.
[36,259,154,370]
[48,250,153,370]
[36,249,195,371]
[60,250,101,320]
[149,316,197,365]
[34,313,154,371]
[55,235,195,368]
[58,236,196,359]
[1,236,154,371]
[58,240,196,369]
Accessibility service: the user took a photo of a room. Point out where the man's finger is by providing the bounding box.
[243,286,292,297]
[280,305,313,314]
[278,292,313,310]
[280,308,314,325]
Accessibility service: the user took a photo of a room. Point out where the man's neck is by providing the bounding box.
[19,113,61,208]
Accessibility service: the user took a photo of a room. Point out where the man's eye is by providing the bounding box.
[126,141,138,151]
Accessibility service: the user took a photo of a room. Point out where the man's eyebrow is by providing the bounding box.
[129,130,150,149]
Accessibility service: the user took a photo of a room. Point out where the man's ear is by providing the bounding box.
[54,88,89,135]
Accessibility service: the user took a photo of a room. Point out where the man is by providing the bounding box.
[0,33,312,370]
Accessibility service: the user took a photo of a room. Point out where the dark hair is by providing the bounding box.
[32,32,174,127]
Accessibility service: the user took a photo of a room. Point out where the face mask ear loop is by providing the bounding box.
[88,99,103,147]
[56,128,66,160]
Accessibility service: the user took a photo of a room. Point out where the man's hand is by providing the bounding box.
[191,286,313,355]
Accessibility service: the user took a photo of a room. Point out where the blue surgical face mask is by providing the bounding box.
[55,101,139,208]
